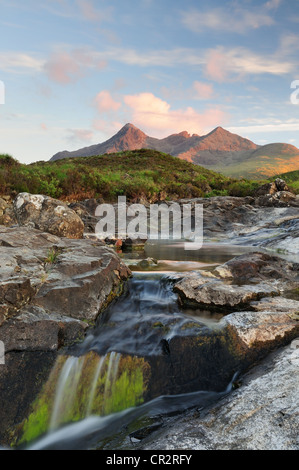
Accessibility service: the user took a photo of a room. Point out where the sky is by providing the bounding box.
[0,0,299,164]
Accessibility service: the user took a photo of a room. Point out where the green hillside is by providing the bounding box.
[0,149,264,202]
[207,150,299,180]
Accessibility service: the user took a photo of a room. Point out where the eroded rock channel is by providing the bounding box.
[0,189,298,450]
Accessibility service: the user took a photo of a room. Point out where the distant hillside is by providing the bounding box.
[50,123,299,179]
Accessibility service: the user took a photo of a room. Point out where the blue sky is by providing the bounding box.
[0,0,299,163]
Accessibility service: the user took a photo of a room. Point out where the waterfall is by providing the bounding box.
[48,352,122,431]
[19,351,150,445]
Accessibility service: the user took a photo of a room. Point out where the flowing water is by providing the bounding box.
[21,242,257,450]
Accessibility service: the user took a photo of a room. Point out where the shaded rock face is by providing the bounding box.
[14,193,84,239]
[0,226,131,442]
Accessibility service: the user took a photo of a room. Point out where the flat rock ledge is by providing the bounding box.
[0,225,131,352]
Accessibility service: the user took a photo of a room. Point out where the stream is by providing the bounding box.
[21,242,265,450]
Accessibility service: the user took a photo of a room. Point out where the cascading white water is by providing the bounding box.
[48,352,122,432]
[86,354,107,417]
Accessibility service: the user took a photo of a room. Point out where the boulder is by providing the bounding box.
[254,178,292,197]
[214,252,299,284]
[0,197,16,226]
[221,310,299,350]
[14,193,84,239]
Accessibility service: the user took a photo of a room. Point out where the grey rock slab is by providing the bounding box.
[141,340,299,450]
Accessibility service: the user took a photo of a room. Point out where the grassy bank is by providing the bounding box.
[1,149,295,202]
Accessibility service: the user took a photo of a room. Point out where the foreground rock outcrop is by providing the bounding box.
[141,339,299,450]
[0,225,131,443]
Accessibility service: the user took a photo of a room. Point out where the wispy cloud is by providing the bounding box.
[228,118,299,135]
[76,0,114,23]
[44,48,107,84]
[181,2,279,34]
[205,46,294,82]
[0,52,45,73]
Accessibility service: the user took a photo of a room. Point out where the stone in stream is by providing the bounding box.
[174,252,299,311]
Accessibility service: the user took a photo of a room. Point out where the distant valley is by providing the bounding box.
[51,123,299,179]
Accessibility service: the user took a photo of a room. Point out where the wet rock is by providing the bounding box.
[141,341,299,450]
[136,258,158,269]
[14,193,84,239]
[174,252,298,311]
[0,307,88,353]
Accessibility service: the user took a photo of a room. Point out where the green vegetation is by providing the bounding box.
[0,149,297,202]
[44,247,62,265]
[18,352,150,446]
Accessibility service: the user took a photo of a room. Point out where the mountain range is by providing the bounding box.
[51,123,299,179]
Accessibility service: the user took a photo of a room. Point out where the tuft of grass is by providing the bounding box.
[44,247,61,265]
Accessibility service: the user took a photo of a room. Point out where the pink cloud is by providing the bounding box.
[205,50,229,83]
[44,51,82,84]
[193,81,214,100]
[95,90,122,113]
[44,49,107,84]
[76,0,113,23]
[123,92,228,136]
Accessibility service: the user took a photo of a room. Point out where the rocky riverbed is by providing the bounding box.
[0,182,298,450]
